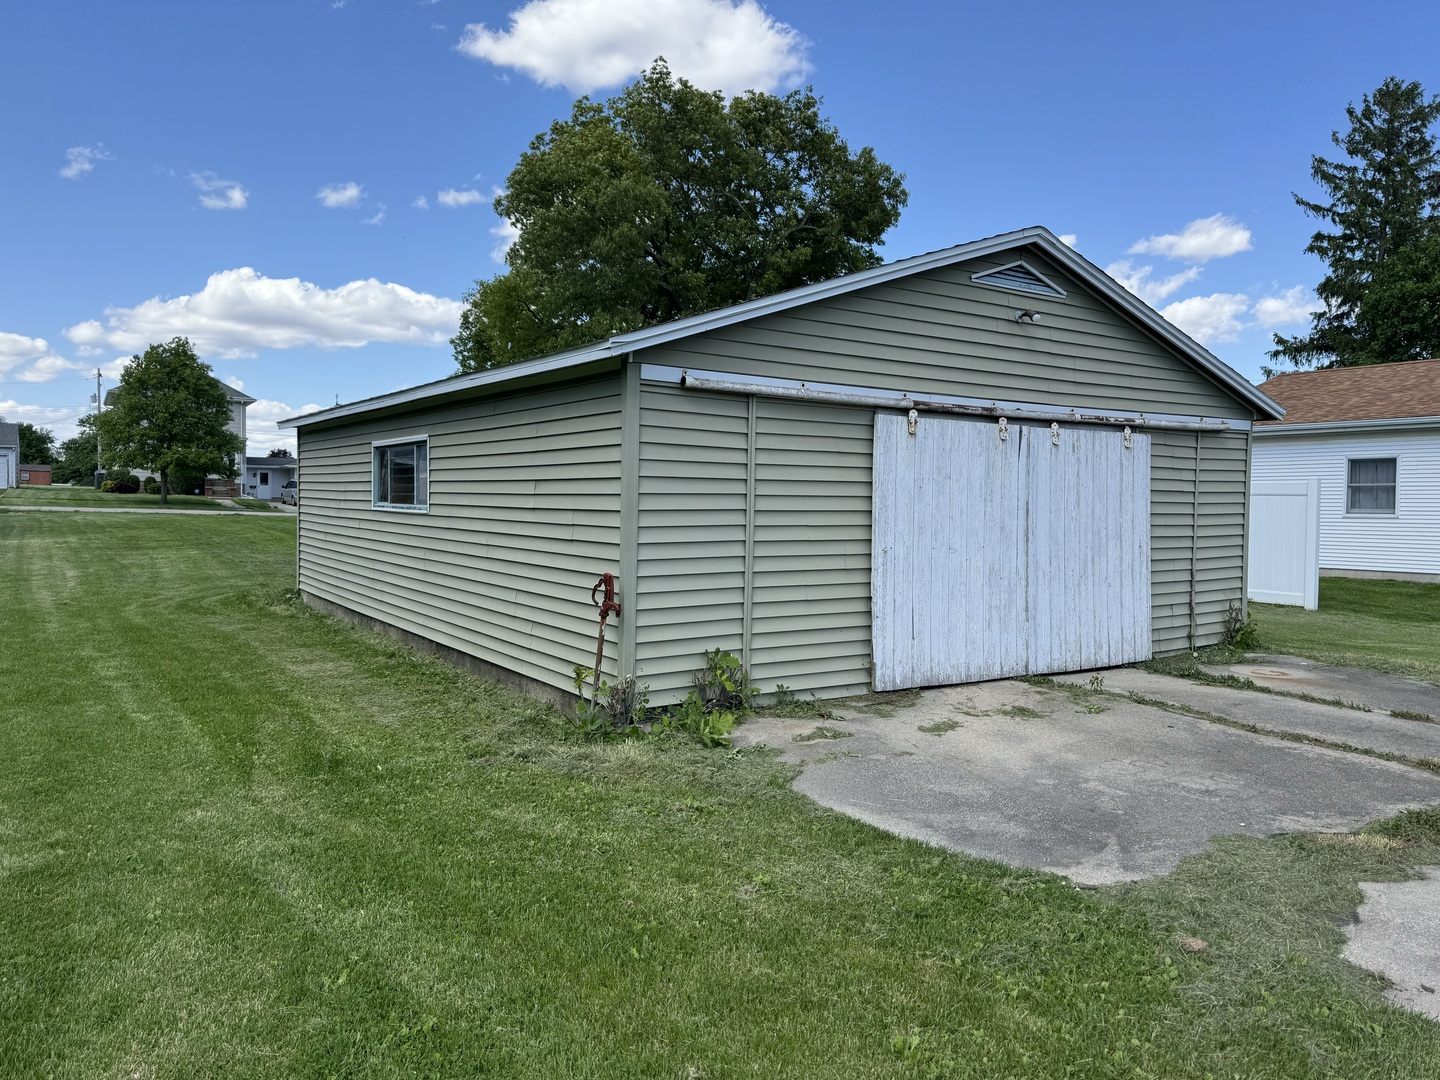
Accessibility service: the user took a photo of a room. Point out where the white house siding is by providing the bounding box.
[1252,428,1440,576]
[297,377,624,697]
[0,448,15,488]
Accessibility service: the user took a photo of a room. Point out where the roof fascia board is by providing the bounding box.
[280,345,618,428]
[1254,415,1440,437]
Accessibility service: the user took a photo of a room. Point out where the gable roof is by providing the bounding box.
[283,226,1284,429]
[103,377,255,408]
[0,422,18,449]
[1257,358,1440,428]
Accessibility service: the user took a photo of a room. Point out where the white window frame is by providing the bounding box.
[1345,455,1398,516]
[372,435,430,513]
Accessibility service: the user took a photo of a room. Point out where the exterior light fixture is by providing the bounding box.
[1014,309,1042,323]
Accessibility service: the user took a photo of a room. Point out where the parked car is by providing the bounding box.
[280,479,299,505]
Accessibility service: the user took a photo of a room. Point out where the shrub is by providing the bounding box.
[692,647,757,714]
[143,477,161,494]
[570,668,651,741]
[1223,599,1259,650]
[104,469,140,494]
[100,480,116,493]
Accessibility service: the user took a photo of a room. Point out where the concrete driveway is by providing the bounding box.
[734,665,1440,886]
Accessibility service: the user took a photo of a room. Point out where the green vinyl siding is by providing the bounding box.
[640,248,1250,420]
[297,377,623,696]
[1150,429,1249,653]
[632,385,749,700]
[750,399,873,698]
[633,386,875,704]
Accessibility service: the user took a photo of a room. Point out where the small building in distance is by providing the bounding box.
[0,423,17,488]
[18,464,52,486]
[243,454,298,500]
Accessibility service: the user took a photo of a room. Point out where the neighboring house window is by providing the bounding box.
[373,438,429,511]
[1347,457,1397,513]
[259,471,269,486]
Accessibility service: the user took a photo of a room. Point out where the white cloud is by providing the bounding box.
[457,0,811,96]
[1105,259,1203,305]
[1057,234,1078,248]
[490,218,521,263]
[0,332,52,374]
[190,171,248,210]
[412,195,430,210]
[224,376,245,392]
[1160,293,1250,345]
[1253,286,1318,328]
[63,268,464,359]
[14,356,90,383]
[317,182,364,209]
[437,188,487,208]
[60,145,112,180]
[1128,214,1252,263]
[0,332,89,382]
[363,210,386,226]
[0,401,86,442]
[245,399,325,456]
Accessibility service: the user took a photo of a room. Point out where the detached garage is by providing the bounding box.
[282,227,1283,706]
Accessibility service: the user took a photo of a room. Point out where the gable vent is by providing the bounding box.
[971,262,1066,298]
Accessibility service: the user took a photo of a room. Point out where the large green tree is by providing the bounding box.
[1270,77,1440,369]
[94,338,243,503]
[453,61,908,371]
[17,422,57,465]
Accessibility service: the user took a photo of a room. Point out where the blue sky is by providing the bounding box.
[3,0,1437,453]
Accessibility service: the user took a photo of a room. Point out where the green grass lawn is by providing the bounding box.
[1253,577,1440,685]
[3,513,1438,1078]
[0,485,228,510]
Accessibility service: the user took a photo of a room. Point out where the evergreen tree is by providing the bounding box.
[1270,77,1440,369]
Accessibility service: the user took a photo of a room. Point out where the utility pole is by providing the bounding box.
[94,369,104,488]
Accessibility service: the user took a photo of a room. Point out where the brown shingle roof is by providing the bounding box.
[1256,358,1440,425]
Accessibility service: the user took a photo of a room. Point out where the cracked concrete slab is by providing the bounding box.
[733,679,1440,885]
[1202,654,1440,720]
[1343,867,1440,1020]
[1053,667,1440,762]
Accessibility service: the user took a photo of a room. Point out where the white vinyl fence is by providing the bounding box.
[1248,479,1320,609]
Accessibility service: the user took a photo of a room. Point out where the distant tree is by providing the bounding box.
[453,60,908,371]
[93,338,243,504]
[53,422,99,485]
[266,447,293,458]
[17,422,56,465]
[1270,77,1440,370]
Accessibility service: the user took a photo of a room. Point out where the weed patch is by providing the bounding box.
[917,719,961,736]
[793,726,853,743]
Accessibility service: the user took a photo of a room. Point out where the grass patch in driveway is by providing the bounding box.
[1252,577,1440,685]
[4,512,1440,1078]
[1104,809,1440,1076]
[1143,649,1375,712]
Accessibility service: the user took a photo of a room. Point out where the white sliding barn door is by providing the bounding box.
[872,413,1151,690]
